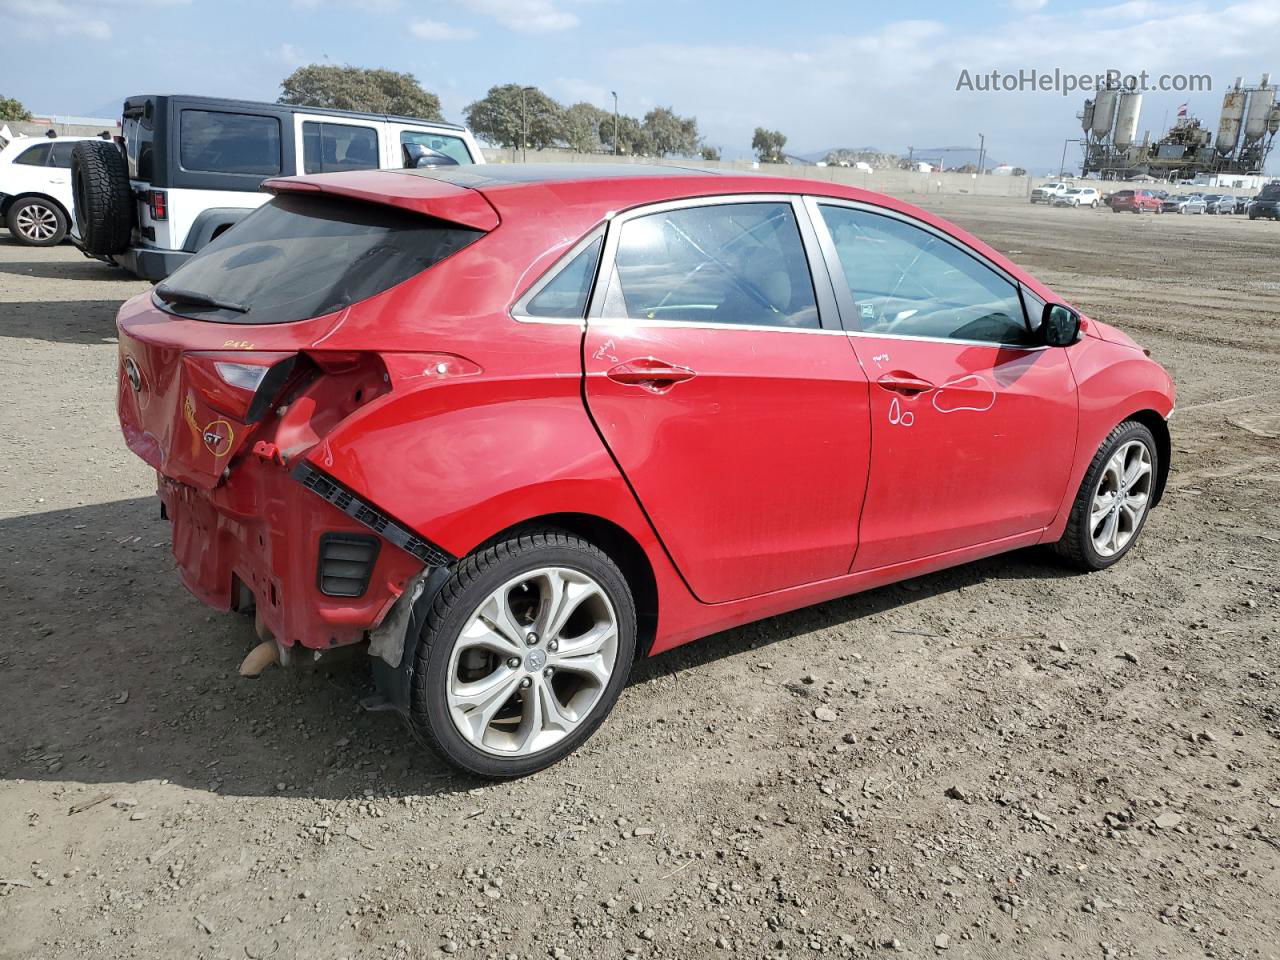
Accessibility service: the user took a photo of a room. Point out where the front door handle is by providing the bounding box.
[876,371,934,395]
[606,357,696,389]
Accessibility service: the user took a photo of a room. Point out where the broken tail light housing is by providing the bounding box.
[183,352,299,423]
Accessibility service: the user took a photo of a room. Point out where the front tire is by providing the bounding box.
[6,197,67,246]
[410,530,637,778]
[1053,421,1158,571]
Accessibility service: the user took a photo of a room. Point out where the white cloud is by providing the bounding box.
[1009,0,1048,11]
[1,0,190,40]
[459,0,578,33]
[587,0,1280,169]
[410,18,477,40]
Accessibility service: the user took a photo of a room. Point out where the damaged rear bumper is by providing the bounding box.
[157,454,430,653]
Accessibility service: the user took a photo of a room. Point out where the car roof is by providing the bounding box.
[0,135,95,155]
[124,94,468,130]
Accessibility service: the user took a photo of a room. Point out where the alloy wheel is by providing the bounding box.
[15,203,59,242]
[1090,440,1153,558]
[446,566,619,757]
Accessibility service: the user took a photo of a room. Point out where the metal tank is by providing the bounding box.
[1217,78,1247,155]
[1081,99,1095,134]
[1092,87,1118,139]
[1270,103,1280,136]
[1244,74,1276,141]
[1114,92,1142,148]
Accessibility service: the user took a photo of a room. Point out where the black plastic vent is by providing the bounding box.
[293,461,454,568]
[317,533,380,597]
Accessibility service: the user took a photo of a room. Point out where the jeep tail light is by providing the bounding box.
[149,190,167,220]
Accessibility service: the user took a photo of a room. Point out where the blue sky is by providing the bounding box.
[2,0,1278,172]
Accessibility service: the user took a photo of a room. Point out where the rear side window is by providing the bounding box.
[13,144,52,166]
[180,110,281,175]
[154,194,482,325]
[303,122,380,174]
[608,202,819,330]
[50,142,77,168]
[524,237,603,319]
[400,130,472,165]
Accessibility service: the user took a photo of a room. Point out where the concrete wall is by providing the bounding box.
[480,148,1034,200]
[3,120,117,139]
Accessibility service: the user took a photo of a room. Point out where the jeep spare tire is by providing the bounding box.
[71,140,133,256]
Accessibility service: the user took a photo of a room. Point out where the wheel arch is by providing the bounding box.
[480,512,660,659]
[1125,408,1171,507]
[4,191,70,220]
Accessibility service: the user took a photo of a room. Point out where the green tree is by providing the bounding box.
[601,114,654,156]
[699,145,721,161]
[465,84,565,150]
[751,127,787,163]
[279,65,442,120]
[642,106,699,157]
[562,102,610,153]
[0,95,32,122]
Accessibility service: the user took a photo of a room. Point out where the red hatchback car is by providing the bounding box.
[1108,189,1163,213]
[116,165,1175,776]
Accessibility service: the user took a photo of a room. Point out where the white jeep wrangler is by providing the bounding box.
[71,94,484,280]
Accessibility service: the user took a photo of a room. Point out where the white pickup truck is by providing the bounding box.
[1030,181,1073,204]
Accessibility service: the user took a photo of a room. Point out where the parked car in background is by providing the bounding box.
[114,165,1175,776]
[1163,194,1207,215]
[1234,195,1253,214]
[1031,181,1072,203]
[70,94,485,280]
[1053,187,1101,207]
[0,135,94,246]
[1203,194,1236,214]
[1247,182,1279,220]
[1110,189,1163,213]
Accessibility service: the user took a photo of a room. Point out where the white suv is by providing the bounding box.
[72,95,485,280]
[1052,187,1101,208]
[0,136,95,245]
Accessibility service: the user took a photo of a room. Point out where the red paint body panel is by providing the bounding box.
[114,168,1175,662]
[583,322,871,602]
[848,339,1077,570]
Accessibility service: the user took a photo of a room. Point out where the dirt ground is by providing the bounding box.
[1,197,1277,960]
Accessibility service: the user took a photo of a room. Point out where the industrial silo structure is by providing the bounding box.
[1243,74,1276,144]
[1081,99,1095,134]
[1114,92,1143,149]
[1217,79,1247,155]
[1092,87,1119,139]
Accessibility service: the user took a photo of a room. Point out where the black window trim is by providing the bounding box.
[583,194,845,336]
[803,195,1047,351]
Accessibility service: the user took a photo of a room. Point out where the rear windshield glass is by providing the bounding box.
[154,193,483,325]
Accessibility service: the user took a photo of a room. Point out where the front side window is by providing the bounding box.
[524,237,603,319]
[609,201,818,330]
[153,194,482,325]
[13,143,52,166]
[400,130,472,165]
[817,205,1032,345]
[180,110,281,175]
[302,122,380,174]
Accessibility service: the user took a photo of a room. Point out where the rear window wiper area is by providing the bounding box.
[154,284,251,314]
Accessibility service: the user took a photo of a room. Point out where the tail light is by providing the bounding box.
[149,190,167,220]
[183,352,298,423]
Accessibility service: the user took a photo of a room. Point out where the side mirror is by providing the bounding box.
[1041,303,1081,347]
[402,143,459,169]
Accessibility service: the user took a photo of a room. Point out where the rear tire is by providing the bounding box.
[1052,420,1158,572]
[6,197,67,246]
[70,140,133,256]
[409,530,637,778]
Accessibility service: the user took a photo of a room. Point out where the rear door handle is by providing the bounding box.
[876,372,934,395]
[606,357,696,388]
